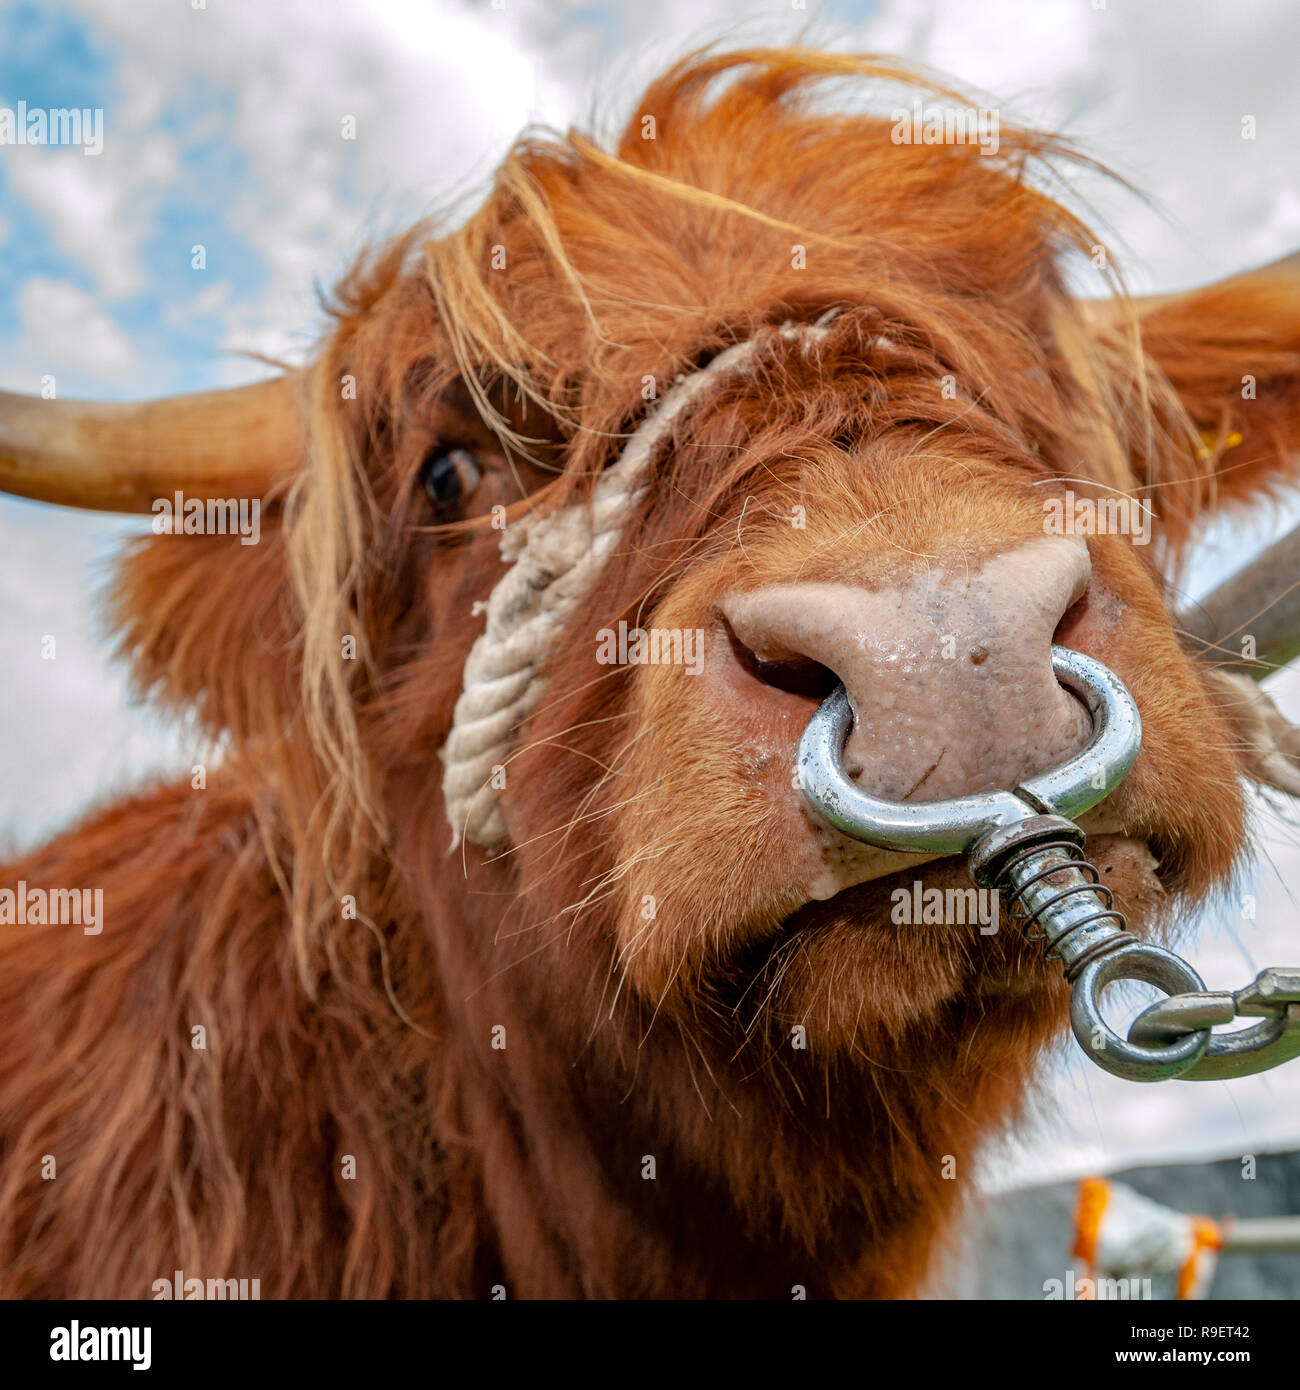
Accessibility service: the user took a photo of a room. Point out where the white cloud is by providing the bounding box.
[0,277,137,392]
[4,132,176,303]
[861,0,1300,289]
[0,501,188,858]
[47,0,551,367]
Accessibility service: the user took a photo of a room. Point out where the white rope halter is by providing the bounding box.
[439,316,838,848]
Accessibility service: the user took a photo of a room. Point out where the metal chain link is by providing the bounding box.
[1124,968,1300,1081]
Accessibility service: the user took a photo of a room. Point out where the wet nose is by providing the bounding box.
[719,536,1093,804]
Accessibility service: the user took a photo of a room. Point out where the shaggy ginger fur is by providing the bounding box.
[2,48,1300,1298]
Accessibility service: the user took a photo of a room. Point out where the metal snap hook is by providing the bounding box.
[1127,967,1300,1081]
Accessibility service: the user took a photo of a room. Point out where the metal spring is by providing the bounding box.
[998,836,1132,967]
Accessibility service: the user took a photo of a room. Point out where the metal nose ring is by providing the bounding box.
[795,645,1142,854]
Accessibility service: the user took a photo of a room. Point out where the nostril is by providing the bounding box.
[1052,588,1090,649]
[722,619,840,701]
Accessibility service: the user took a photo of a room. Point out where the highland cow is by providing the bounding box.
[1,49,1299,1299]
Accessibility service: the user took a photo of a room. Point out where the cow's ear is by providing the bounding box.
[1084,250,1300,545]
[111,496,298,745]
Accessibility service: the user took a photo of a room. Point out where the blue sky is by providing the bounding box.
[3,0,1300,1187]
[0,0,889,399]
[1,3,324,396]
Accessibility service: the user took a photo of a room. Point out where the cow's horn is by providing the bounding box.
[0,374,302,514]
[1081,247,1300,325]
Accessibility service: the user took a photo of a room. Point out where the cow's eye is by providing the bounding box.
[420,447,481,512]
